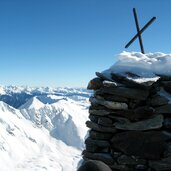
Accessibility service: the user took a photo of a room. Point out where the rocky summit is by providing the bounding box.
[81,71,171,171]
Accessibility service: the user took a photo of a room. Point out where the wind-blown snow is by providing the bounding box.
[0,87,91,171]
[102,51,171,80]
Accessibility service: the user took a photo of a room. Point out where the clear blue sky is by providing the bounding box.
[0,0,171,87]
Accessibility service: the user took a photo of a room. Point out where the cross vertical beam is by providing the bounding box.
[133,8,145,54]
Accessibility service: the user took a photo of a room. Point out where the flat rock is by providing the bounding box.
[117,155,146,165]
[132,106,155,121]
[94,93,128,103]
[96,72,113,81]
[86,121,116,133]
[108,110,135,121]
[162,81,171,94]
[162,131,171,139]
[148,94,169,106]
[114,114,163,131]
[85,137,110,147]
[111,131,168,160]
[95,86,149,100]
[98,117,113,127]
[89,109,111,116]
[164,118,171,129]
[86,144,109,153]
[102,80,120,87]
[111,73,156,89]
[155,104,171,114]
[89,104,108,110]
[78,160,112,171]
[89,96,128,110]
[82,150,115,165]
[89,130,113,140]
[157,74,171,81]
[134,106,155,115]
[87,77,103,90]
[89,114,99,123]
[149,157,171,171]
[164,143,171,157]
[109,164,130,171]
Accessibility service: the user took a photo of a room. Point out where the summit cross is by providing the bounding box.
[125,8,156,54]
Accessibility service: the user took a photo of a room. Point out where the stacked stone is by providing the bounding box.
[82,72,171,171]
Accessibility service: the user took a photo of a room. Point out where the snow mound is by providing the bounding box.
[102,51,171,80]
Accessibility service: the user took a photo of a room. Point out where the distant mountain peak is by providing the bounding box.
[19,96,44,110]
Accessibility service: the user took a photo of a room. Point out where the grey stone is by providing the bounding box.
[112,151,122,159]
[89,114,99,123]
[114,114,163,131]
[162,131,171,139]
[111,73,156,89]
[164,118,171,129]
[85,144,110,153]
[87,77,103,90]
[95,86,149,100]
[155,104,171,114]
[108,110,135,121]
[109,164,130,171]
[96,72,113,81]
[149,157,171,171]
[77,160,112,171]
[85,137,110,148]
[117,155,146,165]
[89,109,111,116]
[135,165,148,171]
[89,130,113,140]
[89,96,128,110]
[109,116,129,123]
[82,150,115,165]
[89,104,108,110]
[148,94,169,106]
[102,80,120,87]
[162,81,171,94]
[86,121,116,133]
[164,143,171,158]
[129,106,155,121]
[134,106,155,116]
[111,131,168,160]
[98,117,113,127]
[85,144,99,153]
[94,93,128,103]
[157,74,171,81]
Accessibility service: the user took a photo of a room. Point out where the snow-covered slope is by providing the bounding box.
[0,87,91,171]
[19,96,89,149]
[0,101,83,171]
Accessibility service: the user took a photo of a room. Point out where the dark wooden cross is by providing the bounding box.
[125,8,156,54]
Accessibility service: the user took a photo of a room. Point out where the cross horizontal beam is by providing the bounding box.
[125,16,156,49]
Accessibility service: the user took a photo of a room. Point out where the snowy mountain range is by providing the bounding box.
[0,86,91,171]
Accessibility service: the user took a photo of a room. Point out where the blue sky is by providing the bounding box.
[0,0,171,87]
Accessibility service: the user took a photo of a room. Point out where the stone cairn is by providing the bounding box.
[82,71,171,171]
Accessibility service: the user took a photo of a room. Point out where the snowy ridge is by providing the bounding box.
[0,86,90,96]
[0,87,91,171]
[0,101,82,171]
